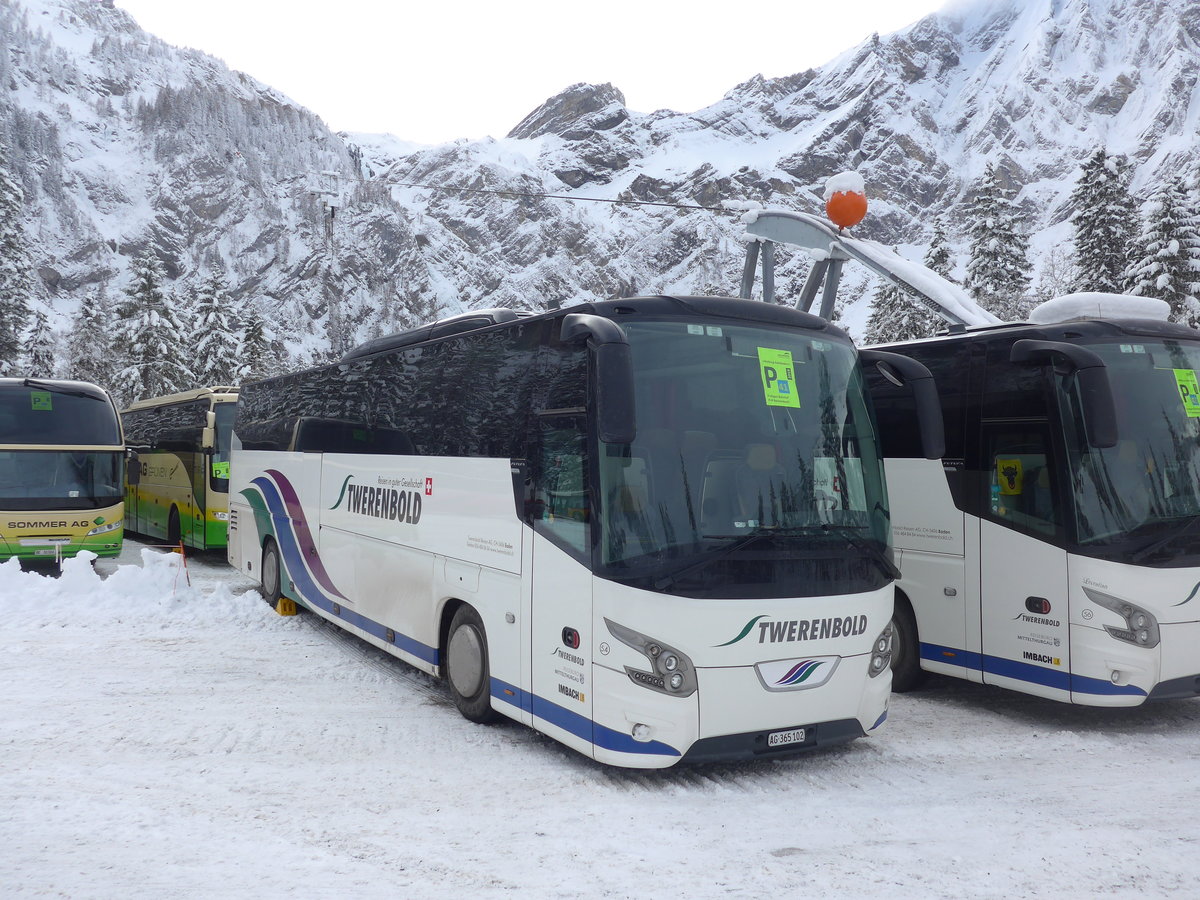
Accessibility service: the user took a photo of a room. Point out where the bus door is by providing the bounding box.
[978,423,1071,699]
[529,413,595,752]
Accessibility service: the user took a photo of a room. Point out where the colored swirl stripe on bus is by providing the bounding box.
[261,469,348,602]
[919,642,1147,697]
[248,470,679,756]
[247,472,439,665]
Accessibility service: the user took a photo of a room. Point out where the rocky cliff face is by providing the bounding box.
[3,0,1197,354]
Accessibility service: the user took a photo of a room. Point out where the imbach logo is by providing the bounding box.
[329,475,422,524]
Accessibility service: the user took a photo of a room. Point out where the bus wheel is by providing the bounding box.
[445,605,499,724]
[261,538,284,607]
[167,507,181,547]
[890,597,925,692]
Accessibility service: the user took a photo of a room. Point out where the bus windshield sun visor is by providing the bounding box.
[559,313,635,444]
[21,378,105,401]
[858,349,944,460]
[1009,339,1117,448]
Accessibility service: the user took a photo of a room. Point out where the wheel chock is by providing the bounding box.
[276,597,297,616]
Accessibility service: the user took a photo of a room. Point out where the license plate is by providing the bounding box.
[767,727,807,748]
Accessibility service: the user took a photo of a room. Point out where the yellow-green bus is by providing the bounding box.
[122,386,238,550]
[0,378,125,563]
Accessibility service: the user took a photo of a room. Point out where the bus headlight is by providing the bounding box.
[87,520,122,536]
[1083,587,1161,649]
[603,618,697,698]
[869,623,893,678]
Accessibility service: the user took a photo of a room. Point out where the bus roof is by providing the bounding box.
[0,377,113,402]
[340,295,844,364]
[122,386,239,413]
[870,315,1200,353]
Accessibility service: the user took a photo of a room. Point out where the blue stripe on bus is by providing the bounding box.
[250,476,440,666]
[920,642,1147,697]
[490,677,681,757]
[870,710,888,731]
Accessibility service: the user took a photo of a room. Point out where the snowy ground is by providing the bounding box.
[3,541,1199,898]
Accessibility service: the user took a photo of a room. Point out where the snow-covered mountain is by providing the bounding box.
[2,0,1198,354]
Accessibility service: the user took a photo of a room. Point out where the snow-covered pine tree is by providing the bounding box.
[112,253,192,405]
[1184,168,1200,307]
[862,245,942,343]
[1032,244,1078,305]
[191,272,240,386]
[22,308,56,377]
[1124,179,1200,327]
[0,143,35,374]
[924,220,954,279]
[964,162,1031,321]
[65,287,116,388]
[1070,148,1137,294]
[237,302,270,382]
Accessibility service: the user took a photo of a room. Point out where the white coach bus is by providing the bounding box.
[228,296,941,767]
[865,294,1200,706]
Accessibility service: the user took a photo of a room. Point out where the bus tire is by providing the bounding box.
[445,604,499,724]
[261,538,284,608]
[891,595,925,692]
[167,507,181,547]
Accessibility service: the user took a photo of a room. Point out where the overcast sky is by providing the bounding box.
[115,0,947,145]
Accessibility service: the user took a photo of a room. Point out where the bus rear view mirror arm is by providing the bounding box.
[1010,339,1117,448]
[560,313,636,444]
[859,349,945,460]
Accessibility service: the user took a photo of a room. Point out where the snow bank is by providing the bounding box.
[0,549,270,629]
[1029,292,1171,324]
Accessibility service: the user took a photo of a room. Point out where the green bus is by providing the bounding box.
[122,386,238,550]
[0,378,125,563]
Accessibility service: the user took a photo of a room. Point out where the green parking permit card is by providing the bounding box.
[758,347,801,408]
[31,391,52,411]
[1175,369,1200,418]
[212,460,230,478]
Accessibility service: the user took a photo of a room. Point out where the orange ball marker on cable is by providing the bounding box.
[824,172,868,230]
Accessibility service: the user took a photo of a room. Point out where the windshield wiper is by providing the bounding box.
[651,522,899,591]
[818,523,901,580]
[21,378,104,401]
[653,528,777,591]
[1130,516,1200,563]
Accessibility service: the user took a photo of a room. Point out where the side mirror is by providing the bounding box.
[1010,339,1117,448]
[202,410,216,450]
[560,313,636,444]
[859,349,945,460]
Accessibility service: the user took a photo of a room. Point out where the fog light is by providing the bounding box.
[632,723,652,742]
[1111,670,1122,684]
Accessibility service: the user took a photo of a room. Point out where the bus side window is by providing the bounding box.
[535,419,590,558]
[985,427,1059,537]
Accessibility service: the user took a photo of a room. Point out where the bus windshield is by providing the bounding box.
[211,401,236,491]
[0,381,122,446]
[1062,338,1200,558]
[0,449,124,511]
[596,319,891,598]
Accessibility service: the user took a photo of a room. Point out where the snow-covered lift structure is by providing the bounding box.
[738,209,1001,328]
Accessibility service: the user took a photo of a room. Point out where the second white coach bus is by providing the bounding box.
[228,296,941,767]
[866,295,1200,706]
